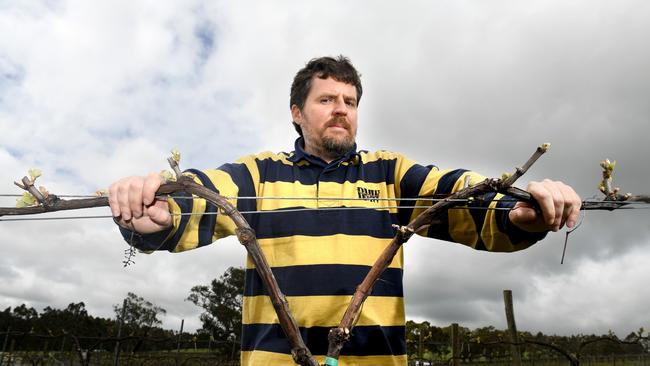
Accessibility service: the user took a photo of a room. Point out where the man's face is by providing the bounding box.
[291,76,358,162]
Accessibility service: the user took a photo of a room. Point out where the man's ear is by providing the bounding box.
[291,104,302,125]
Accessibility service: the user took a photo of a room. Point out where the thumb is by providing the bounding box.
[146,202,172,227]
[509,204,539,226]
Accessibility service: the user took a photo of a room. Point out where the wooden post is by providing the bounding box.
[1,327,9,358]
[0,326,8,366]
[176,319,184,353]
[419,323,424,360]
[8,339,15,365]
[451,323,460,366]
[113,298,127,366]
[503,290,522,366]
[41,340,49,359]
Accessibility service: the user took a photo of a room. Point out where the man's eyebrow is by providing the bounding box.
[314,92,357,102]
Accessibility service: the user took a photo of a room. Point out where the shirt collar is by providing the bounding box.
[288,137,360,167]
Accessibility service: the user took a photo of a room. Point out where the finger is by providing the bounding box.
[116,182,132,221]
[560,183,582,228]
[544,179,565,231]
[128,177,145,219]
[527,181,556,228]
[108,182,120,217]
[143,172,164,205]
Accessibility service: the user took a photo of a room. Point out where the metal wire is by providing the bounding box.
[0,205,514,222]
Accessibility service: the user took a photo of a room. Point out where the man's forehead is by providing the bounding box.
[310,76,357,98]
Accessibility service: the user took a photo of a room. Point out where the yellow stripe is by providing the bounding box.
[257,181,318,210]
[317,181,397,210]
[246,235,403,268]
[243,295,405,327]
[358,150,403,164]
[257,181,398,211]
[447,171,482,247]
[203,169,240,199]
[172,198,205,252]
[164,173,204,252]
[242,350,407,366]
[203,169,239,240]
[480,193,533,252]
[238,150,295,166]
[166,198,182,241]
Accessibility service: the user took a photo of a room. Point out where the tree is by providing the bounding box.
[38,302,110,336]
[113,292,166,335]
[187,266,244,353]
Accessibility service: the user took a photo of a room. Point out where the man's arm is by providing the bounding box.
[108,167,244,252]
[394,155,581,251]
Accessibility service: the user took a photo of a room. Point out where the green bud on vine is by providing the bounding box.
[16,192,37,208]
[160,170,176,182]
[38,186,49,198]
[171,148,181,163]
[28,168,42,182]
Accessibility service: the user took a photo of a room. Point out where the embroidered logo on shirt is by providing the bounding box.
[357,187,380,202]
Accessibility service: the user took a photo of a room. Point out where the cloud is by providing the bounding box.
[1,0,649,336]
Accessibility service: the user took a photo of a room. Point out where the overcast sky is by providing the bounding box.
[1,1,649,338]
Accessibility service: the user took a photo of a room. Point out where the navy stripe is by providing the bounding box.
[467,192,496,251]
[426,169,468,242]
[186,169,219,246]
[244,265,403,297]
[217,163,257,223]
[241,324,405,356]
[251,208,399,239]
[495,195,516,233]
[165,191,193,250]
[397,164,433,225]
[496,195,547,246]
[119,225,173,251]
[435,169,468,195]
[255,157,397,185]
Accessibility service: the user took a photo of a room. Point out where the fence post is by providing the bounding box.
[113,298,128,366]
[451,323,460,366]
[8,339,15,365]
[41,339,49,360]
[1,326,10,366]
[419,323,424,361]
[503,290,522,366]
[176,319,184,353]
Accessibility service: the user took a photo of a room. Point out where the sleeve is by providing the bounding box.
[393,155,546,252]
[119,156,258,253]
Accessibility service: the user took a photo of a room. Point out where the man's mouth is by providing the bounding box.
[326,118,350,132]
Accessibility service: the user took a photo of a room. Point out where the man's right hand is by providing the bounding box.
[108,172,172,234]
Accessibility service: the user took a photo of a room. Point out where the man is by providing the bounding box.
[109,56,581,366]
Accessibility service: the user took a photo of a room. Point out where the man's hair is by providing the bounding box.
[290,55,363,136]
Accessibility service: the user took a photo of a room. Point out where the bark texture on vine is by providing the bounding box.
[2,145,650,365]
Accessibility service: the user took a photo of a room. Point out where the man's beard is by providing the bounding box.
[320,116,355,157]
[322,134,355,157]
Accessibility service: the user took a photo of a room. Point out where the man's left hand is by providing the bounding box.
[508,179,582,232]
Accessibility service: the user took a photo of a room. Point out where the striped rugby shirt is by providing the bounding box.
[122,137,545,366]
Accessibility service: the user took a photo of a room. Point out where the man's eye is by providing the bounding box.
[320,97,333,103]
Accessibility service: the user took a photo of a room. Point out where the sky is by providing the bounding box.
[1,0,649,338]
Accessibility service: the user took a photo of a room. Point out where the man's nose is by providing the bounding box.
[332,96,348,116]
